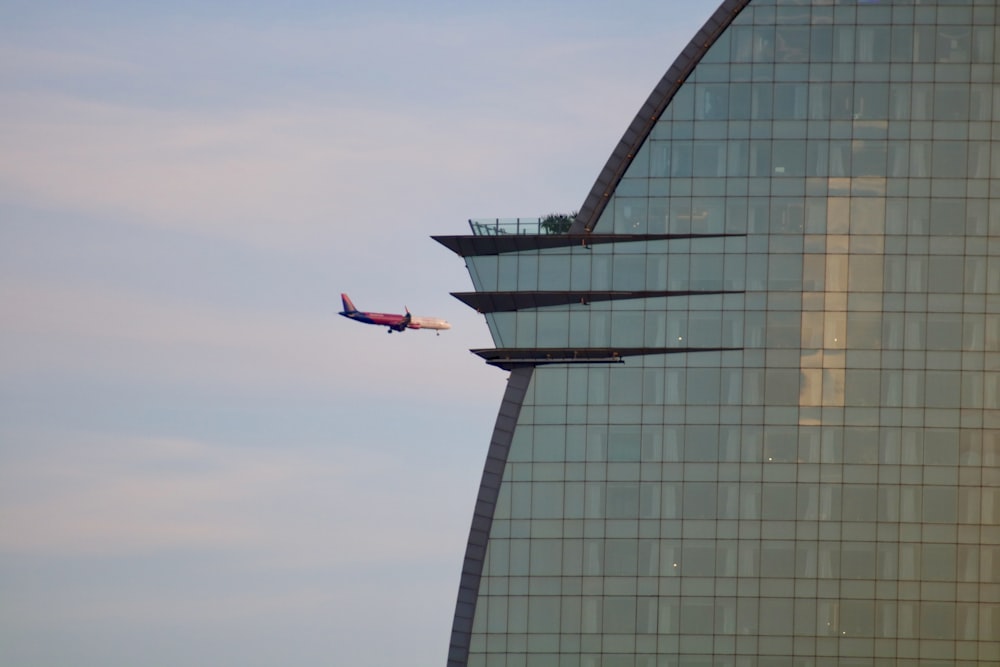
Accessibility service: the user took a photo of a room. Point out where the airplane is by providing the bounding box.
[339,293,451,334]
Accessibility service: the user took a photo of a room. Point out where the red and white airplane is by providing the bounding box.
[339,293,451,334]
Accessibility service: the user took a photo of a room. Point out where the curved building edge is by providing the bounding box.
[447,367,532,667]
[570,0,752,234]
[444,2,752,664]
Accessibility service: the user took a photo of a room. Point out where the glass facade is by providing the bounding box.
[439,1,1000,665]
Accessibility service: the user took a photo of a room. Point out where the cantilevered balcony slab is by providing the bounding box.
[432,232,743,257]
[473,346,741,370]
[453,289,743,314]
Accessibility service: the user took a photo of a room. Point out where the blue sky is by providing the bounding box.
[0,2,710,665]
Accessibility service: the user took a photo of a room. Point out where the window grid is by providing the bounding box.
[460,1,1000,665]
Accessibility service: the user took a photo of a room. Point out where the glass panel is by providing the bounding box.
[460,4,1000,663]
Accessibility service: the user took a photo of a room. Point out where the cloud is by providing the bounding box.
[0,433,289,556]
[0,42,140,80]
[0,426,480,667]
[0,429,476,567]
[1,94,352,249]
[0,4,723,666]
[0,7,694,252]
[0,90,585,253]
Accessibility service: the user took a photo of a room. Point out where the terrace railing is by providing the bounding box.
[468,215,575,236]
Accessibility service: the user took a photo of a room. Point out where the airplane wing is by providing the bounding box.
[389,310,412,332]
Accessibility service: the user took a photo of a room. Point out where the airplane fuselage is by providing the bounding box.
[339,293,451,333]
[340,310,450,331]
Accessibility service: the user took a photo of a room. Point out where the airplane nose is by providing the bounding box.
[444,322,452,329]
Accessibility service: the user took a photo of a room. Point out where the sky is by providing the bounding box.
[0,2,711,665]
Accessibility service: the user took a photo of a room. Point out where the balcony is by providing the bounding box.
[469,214,575,236]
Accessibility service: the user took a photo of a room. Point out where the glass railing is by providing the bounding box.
[469,215,575,236]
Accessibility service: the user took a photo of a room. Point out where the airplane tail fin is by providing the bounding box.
[340,293,357,313]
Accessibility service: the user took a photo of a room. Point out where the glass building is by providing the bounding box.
[435,1,1000,665]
